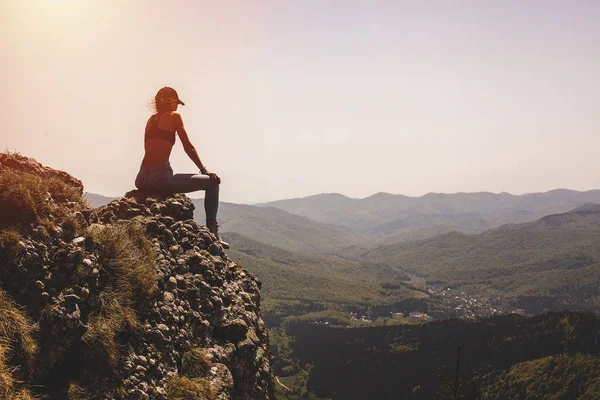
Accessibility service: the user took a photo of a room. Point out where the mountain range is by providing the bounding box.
[257,189,600,243]
[85,189,600,254]
[86,189,600,253]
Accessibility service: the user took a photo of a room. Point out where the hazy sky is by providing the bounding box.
[2,1,599,204]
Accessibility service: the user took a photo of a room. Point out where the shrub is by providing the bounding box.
[165,376,214,400]
[0,168,86,231]
[0,169,41,228]
[31,225,50,242]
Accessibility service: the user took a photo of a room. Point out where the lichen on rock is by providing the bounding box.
[0,153,275,399]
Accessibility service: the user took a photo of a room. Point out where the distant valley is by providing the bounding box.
[85,189,600,317]
[358,203,600,314]
[85,189,600,399]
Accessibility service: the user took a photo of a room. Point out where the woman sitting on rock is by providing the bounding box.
[135,86,229,249]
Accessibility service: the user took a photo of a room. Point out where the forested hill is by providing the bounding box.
[199,201,366,255]
[223,232,425,325]
[357,204,600,312]
[286,311,600,399]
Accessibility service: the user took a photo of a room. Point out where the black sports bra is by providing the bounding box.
[145,112,176,145]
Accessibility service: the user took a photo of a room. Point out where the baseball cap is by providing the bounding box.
[155,86,185,106]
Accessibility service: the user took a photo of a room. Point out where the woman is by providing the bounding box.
[135,86,229,249]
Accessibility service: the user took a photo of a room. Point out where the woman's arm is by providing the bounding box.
[172,113,220,183]
[172,113,207,171]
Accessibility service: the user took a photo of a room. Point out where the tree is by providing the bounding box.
[437,345,477,400]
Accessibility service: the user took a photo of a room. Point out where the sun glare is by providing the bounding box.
[44,0,86,11]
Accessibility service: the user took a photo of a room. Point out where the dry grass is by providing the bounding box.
[82,222,159,367]
[0,289,37,362]
[0,168,86,231]
[91,222,158,299]
[0,293,37,400]
[0,229,21,264]
[67,381,89,400]
[0,338,14,399]
[82,290,138,367]
[165,376,214,400]
[9,389,36,400]
[182,348,211,378]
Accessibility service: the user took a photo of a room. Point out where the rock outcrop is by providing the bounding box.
[0,153,275,399]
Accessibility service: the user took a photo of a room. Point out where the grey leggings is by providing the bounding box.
[135,162,219,222]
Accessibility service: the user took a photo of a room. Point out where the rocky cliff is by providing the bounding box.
[0,153,275,399]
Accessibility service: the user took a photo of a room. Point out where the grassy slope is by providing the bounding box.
[224,232,425,317]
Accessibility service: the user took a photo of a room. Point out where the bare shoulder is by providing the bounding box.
[144,115,154,132]
[170,112,185,128]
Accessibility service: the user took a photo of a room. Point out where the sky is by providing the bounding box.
[1,0,599,204]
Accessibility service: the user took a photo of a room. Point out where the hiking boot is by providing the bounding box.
[206,221,230,249]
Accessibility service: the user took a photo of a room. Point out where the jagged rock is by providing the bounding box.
[0,154,275,399]
[219,319,250,344]
[211,363,235,399]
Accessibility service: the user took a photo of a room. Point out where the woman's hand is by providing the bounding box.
[207,172,221,184]
[200,167,221,184]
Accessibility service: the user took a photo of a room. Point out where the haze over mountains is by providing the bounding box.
[257,189,600,241]
[210,202,366,255]
[84,192,117,208]
[85,193,366,254]
[86,189,600,254]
